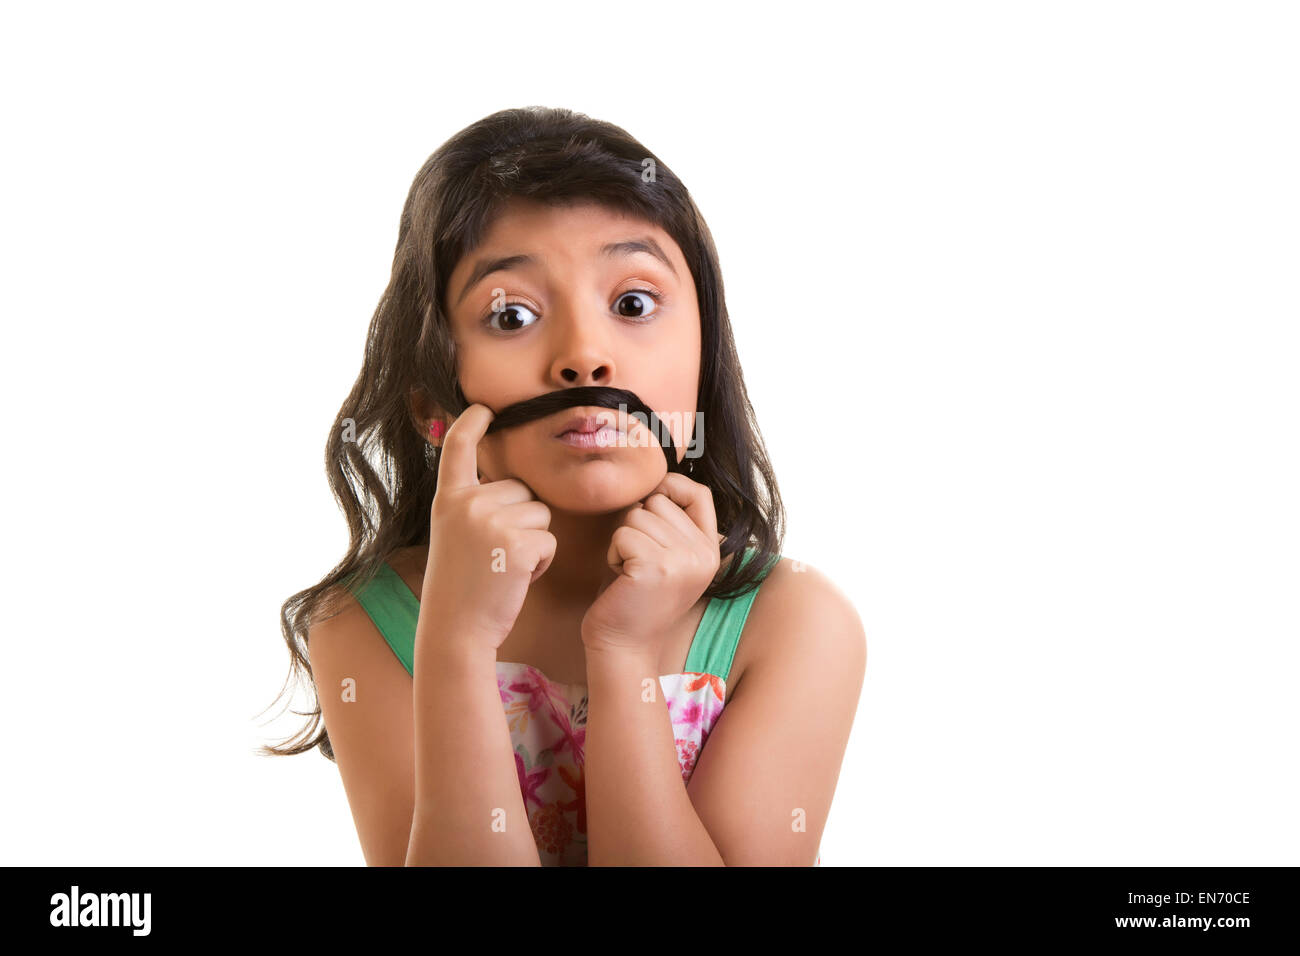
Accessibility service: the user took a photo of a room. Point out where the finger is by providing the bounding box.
[636,492,700,545]
[620,502,679,549]
[647,472,718,543]
[495,499,553,531]
[607,524,657,576]
[524,529,558,584]
[477,476,544,507]
[438,403,495,491]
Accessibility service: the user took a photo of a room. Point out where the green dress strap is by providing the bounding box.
[344,547,781,684]
[345,562,420,677]
[682,547,781,683]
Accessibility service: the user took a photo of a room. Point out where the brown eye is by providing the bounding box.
[614,290,660,321]
[484,301,540,332]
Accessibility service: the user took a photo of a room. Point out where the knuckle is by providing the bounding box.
[432,486,460,515]
[465,495,490,524]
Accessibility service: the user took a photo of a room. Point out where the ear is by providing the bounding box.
[407,386,448,437]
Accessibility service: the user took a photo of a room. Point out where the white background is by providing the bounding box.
[2,1,1295,865]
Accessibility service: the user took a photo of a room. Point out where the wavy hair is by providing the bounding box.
[260,106,784,760]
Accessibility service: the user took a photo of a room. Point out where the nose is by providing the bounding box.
[547,309,616,388]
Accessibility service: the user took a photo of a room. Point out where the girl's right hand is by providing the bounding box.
[419,403,556,654]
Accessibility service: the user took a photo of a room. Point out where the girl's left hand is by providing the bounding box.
[581,471,721,655]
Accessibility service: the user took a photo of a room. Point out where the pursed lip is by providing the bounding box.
[553,409,626,438]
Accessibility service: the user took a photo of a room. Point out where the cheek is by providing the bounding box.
[476,435,508,478]
[456,341,509,388]
[456,358,491,399]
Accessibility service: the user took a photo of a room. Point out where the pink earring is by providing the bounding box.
[424,421,445,472]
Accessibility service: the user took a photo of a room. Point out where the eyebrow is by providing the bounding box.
[453,237,678,309]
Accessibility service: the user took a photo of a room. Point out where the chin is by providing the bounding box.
[530,461,661,513]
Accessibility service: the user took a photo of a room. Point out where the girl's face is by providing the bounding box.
[443,197,701,513]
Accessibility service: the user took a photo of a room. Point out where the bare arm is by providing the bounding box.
[402,401,550,864]
[583,645,726,865]
[406,634,541,866]
[308,598,541,866]
[581,558,865,866]
[684,560,865,865]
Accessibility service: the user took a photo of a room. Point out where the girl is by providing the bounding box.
[262,106,866,866]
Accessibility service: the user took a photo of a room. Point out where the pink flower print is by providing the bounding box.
[515,751,551,809]
[496,672,511,705]
[507,674,546,707]
[701,694,724,729]
[512,667,568,720]
[550,713,586,763]
[503,667,562,735]
[517,666,584,754]
[528,665,571,700]
[676,738,700,782]
[668,694,706,731]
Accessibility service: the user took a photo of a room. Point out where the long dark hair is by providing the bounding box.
[260,106,785,760]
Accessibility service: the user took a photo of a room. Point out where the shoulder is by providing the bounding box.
[305,587,374,666]
[733,556,867,693]
[308,553,416,664]
[306,579,413,740]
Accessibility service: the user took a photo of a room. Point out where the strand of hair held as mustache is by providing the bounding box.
[455,385,689,475]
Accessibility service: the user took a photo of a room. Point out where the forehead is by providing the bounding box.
[455,198,683,271]
[445,197,692,314]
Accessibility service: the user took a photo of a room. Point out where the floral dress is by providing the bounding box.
[500,663,735,864]
[346,549,823,867]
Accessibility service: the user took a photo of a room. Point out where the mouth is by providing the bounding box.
[477,385,683,473]
[555,426,620,449]
[553,409,628,439]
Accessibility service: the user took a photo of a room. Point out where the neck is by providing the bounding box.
[532,507,628,605]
